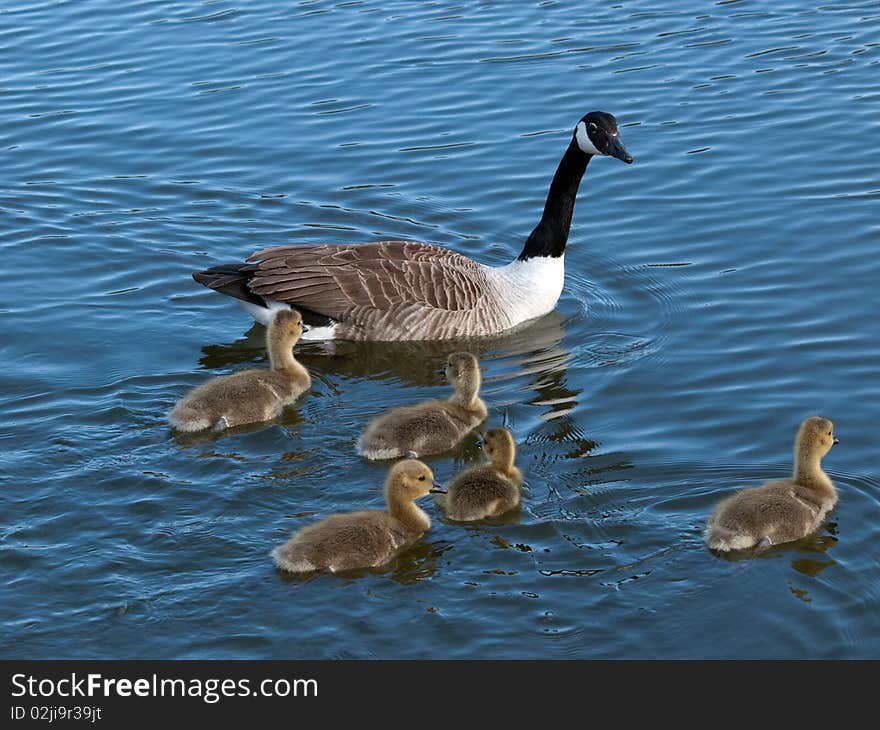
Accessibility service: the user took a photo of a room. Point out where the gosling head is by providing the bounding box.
[574,111,633,164]
[444,351,481,399]
[480,427,516,467]
[797,416,839,460]
[386,459,444,501]
[269,308,304,342]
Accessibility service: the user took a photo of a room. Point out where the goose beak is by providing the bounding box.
[606,135,633,164]
[429,480,447,494]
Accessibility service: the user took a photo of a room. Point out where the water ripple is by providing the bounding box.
[1,0,878,659]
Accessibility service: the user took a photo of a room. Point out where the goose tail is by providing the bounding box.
[192,263,264,306]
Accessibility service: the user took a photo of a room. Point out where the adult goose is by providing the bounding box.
[193,111,633,341]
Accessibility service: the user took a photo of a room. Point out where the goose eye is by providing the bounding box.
[418,475,425,481]
[589,122,597,132]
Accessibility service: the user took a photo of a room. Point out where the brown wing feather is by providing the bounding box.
[245,241,488,321]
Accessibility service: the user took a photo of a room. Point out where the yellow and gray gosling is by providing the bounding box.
[271,459,443,573]
[169,309,310,432]
[434,427,523,521]
[705,416,839,554]
[357,352,487,460]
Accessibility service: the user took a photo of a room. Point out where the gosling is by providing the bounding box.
[169,308,310,432]
[271,459,443,573]
[357,351,487,460]
[435,427,523,521]
[705,416,839,554]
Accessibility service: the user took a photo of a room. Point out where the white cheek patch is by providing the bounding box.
[575,121,602,155]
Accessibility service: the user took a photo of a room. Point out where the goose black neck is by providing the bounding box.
[518,142,591,261]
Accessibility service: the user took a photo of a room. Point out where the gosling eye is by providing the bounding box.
[418,475,425,481]
[827,431,832,436]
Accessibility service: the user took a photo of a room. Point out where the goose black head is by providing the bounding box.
[574,111,633,163]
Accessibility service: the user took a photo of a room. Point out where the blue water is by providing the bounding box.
[2,0,879,658]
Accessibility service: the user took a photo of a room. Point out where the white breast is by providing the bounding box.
[483,255,565,327]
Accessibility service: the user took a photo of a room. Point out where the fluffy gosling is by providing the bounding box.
[271,459,443,573]
[357,351,487,459]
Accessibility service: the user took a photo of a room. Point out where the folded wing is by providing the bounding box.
[246,241,489,321]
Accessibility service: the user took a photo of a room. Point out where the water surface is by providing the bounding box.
[2,0,879,658]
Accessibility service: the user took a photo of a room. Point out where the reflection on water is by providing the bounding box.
[711,521,839,582]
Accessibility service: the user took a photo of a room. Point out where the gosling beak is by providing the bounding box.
[833,436,840,445]
[606,135,633,164]
[429,480,447,494]
[404,451,419,460]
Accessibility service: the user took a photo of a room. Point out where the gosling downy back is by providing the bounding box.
[357,351,487,459]
[705,416,839,553]
[169,308,310,432]
[271,459,442,574]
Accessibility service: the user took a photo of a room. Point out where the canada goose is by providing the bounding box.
[271,459,443,573]
[435,427,523,521]
[169,309,310,432]
[192,111,633,341]
[357,352,486,459]
[705,416,839,554]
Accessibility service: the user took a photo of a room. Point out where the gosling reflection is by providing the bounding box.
[435,428,523,521]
